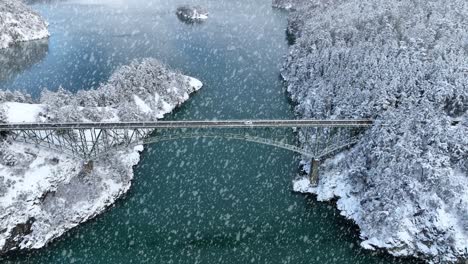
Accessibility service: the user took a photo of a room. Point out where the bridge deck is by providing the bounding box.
[0,119,373,130]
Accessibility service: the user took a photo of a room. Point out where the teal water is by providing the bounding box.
[0,0,422,263]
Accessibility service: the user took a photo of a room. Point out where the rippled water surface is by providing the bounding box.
[1,0,421,263]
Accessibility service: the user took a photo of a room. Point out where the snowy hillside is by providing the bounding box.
[0,58,202,254]
[0,0,49,49]
[280,0,468,263]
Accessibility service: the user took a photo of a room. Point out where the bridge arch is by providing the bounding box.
[91,132,359,162]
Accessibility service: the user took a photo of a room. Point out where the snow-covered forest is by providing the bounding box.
[0,0,49,49]
[281,0,468,262]
[0,58,202,254]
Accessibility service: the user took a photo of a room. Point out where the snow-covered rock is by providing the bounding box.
[176,5,208,23]
[0,0,49,49]
[281,0,468,263]
[0,58,202,254]
[272,0,306,10]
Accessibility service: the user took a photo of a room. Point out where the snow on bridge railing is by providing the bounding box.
[0,119,373,130]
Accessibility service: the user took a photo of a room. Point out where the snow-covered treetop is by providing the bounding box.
[39,58,201,122]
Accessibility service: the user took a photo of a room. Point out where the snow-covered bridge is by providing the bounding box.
[0,119,373,185]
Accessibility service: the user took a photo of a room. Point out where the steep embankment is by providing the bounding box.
[0,0,49,49]
[0,58,202,254]
[280,0,468,263]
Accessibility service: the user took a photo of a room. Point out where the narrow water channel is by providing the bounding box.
[1,0,421,263]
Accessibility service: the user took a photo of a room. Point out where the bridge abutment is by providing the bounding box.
[309,159,320,186]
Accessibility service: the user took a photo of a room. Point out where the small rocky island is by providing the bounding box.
[176,5,208,23]
[272,0,295,10]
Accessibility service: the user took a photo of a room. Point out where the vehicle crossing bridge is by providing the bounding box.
[0,119,373,185]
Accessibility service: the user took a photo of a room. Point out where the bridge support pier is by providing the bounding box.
[309,159,320,187]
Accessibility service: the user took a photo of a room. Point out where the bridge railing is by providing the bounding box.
[0,119,373,130]
[1,120,372,162]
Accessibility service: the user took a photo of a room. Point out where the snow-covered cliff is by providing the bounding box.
[0,0,49,49]
[280,0,468,263]
[0,58,202,254]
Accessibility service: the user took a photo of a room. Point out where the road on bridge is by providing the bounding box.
[0,119,373,130]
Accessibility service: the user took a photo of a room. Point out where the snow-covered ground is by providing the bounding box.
[280,0,468,263]
[2,102,45,122]
[0,58,202,254]
[0,0,49,49]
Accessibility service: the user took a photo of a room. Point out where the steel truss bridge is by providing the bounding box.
[0,119,372,185]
